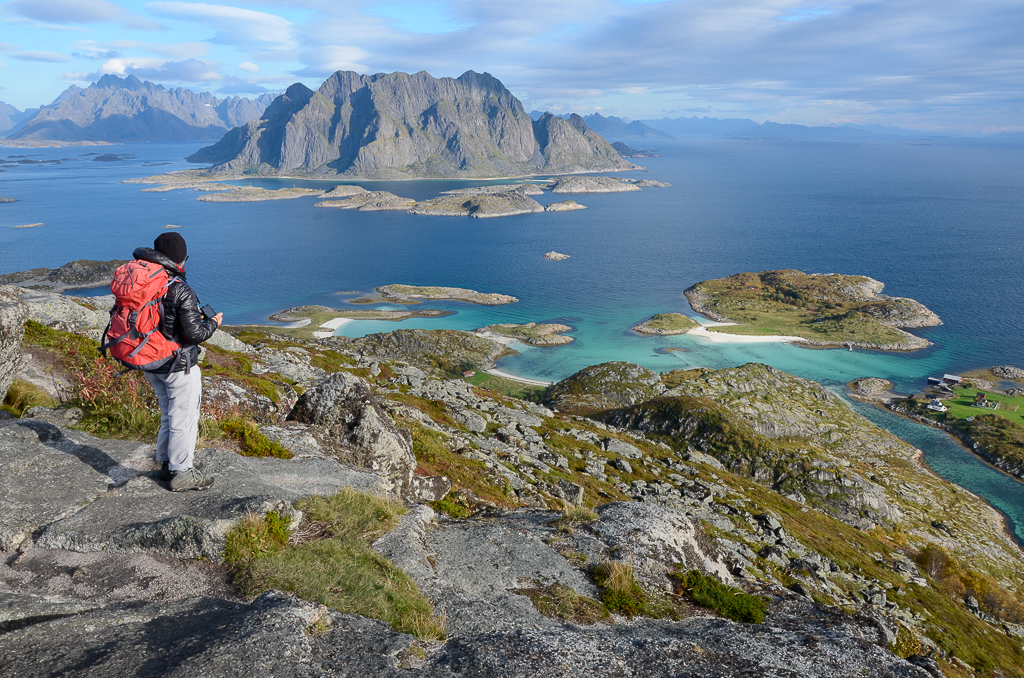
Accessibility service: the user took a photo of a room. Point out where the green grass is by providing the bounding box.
[225,489,445,640]
[946,388,1024,427]
[219,416,294,459]
[465,371,546,401]
[518,583,610,624]
[1,379,57,417]
[592,561,646,617]
[673,569,767,624]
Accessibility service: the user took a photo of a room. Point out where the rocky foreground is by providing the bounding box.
[1,284,1022,676]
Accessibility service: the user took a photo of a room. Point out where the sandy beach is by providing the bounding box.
[313,317,352,338]
[483,368,553,386]
[686,322,805,344]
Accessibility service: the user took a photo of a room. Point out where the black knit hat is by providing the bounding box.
[154,232,187,264]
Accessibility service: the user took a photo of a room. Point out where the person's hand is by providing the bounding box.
[213,313,224,327]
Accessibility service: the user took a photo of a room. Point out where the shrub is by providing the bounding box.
[592,561,646,617]
[674,569,768,624]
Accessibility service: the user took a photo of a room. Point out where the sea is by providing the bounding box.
[2,136,1023,541]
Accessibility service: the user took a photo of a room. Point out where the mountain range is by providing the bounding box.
[6,75,276,143]
[188,70,632,179]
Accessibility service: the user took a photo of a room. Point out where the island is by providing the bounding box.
[684,270,941,350]
[12,223,44,229]
[0,259,127,292]
[544,251,570,261]
[631,313,699,335]
[408,187,544,218]
[376,284,518,305]
[545,200,586,212]
[264,305,454,339]
[475,322,574,346]
[197,186,323,202]
[550,176,641,193]
[315,191,416,211]
[0,197,17,203]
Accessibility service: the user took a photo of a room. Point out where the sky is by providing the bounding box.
[0,0,1021,133]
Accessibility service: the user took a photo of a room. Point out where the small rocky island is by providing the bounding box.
[266,305,453,339]
[377,285,518,305]
[476,322,574,346]
[611,142,659,158]
[685,270,941,350]
[197,186,323,202]
[0,259,126,291]
[550,176,641,193]
[631,313,699,335]
[315,190,416,211]
[544,251,571,261]
[545,200,586,212]
[409,186,544,218]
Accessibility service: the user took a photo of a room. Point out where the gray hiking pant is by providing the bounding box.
[145,366,202,471]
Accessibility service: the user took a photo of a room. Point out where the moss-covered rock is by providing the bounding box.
[543,361,664,415]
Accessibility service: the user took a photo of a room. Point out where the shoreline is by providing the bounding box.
[482,368,553,387]
[860,397,1024,553]
[313,317,352,339]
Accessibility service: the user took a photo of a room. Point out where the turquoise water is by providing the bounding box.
[2,137,1023,541]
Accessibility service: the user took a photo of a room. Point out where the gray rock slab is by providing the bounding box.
[0,420,153,551]
[407,511,598,636]
[206,329,254,353]
[0,548,237,605]
[4,286,107,330]
[37,448,387,560]
[259,422,327,459]
[0,590,97,633]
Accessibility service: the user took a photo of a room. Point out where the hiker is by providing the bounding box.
[101,232,222,491]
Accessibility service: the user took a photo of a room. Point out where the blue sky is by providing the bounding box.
[0,0,1021,132]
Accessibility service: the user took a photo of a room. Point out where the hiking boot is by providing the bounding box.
[170,466,214,492]
[158,460,203,482]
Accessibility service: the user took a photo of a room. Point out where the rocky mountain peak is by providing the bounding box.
[187,69,634,179]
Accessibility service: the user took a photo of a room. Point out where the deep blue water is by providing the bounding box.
[2,137,1023,541]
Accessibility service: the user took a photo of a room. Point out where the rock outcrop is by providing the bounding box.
[409,190,545,218]
[544,361,665,414]
[187,71,633,179]
[550,175,641,193]
[0,260,126,292]
[0,288,28,403]
[288,372,417,496]
[9,74,275,143]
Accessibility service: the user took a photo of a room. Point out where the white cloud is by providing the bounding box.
[0,43,19,51]
[147,2,295,49]
[238,61,259,73]
[2,0,163,30]
[295,45,369,77]
[11,51,72,63]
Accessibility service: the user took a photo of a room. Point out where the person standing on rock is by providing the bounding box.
[102,232,222,491]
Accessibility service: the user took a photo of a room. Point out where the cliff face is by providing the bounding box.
[8,75,276,142]
[188,70,634,179]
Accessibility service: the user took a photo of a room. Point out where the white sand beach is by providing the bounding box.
[313,317,353,338]
[686,323,805,344]
[483,368,553,386]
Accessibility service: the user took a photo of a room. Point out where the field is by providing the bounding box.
[946,388,1024,428]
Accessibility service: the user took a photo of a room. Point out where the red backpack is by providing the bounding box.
[100,259,184,371]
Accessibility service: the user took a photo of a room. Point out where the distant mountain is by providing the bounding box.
[189,70,632,179]
[7,75,276,143]
[0,102,34,134]
[638,116,943,140]
[580,113,671,139]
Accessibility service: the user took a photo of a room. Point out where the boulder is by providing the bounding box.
[205,329,254,354]
[0,287,29,402]
[1,286,106,331]
[588,502,732,590]
[288,372,416,496]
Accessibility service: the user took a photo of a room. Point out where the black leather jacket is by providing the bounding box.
[133,247,217,372]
